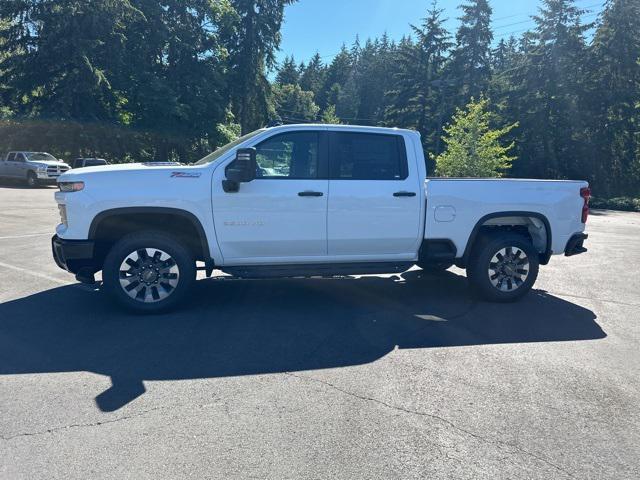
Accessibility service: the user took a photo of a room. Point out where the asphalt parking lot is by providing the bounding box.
[0,184,639,479]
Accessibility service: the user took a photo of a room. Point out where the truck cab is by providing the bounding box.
[51,124,590,313]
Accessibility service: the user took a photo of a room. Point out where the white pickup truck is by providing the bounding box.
[51,124,590,312]
[0,151,71,186]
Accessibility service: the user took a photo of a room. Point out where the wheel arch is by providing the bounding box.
[461,211,552,266]
[89,207,211,264]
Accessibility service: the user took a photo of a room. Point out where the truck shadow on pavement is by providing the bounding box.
[0,270,605,412]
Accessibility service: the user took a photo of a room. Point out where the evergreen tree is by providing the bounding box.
[318,45,353,110]
[121,0,236,158]
[512,0,591,180]
[272,83,319,122]
[299,53,326,100]
[449,0,493,102]
[385,2,452,162]
[353,36,397,125]
[226,0,296,133]
[433,97,517,178]
[320,105,341,124]
[588,0,640,195]
[0,0,139,122]
[276,55,300,85]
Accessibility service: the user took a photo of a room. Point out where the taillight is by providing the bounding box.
[580,187,591,223]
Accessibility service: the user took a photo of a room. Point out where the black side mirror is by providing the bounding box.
[223,148,256,192]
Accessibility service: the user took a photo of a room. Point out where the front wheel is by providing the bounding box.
[467,233,539,303]
[26,171,39,188]
[102,231,196,313]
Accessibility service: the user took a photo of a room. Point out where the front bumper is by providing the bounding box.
[36,176,60,184]
[52,235,97,274]
[565,233,588,257]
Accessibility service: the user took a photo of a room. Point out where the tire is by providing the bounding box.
[416,261,453,273]
[102,231,196,313]
[466,232,539,303]
[26,171,39,188]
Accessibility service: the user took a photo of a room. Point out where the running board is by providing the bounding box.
[220,262,414,279]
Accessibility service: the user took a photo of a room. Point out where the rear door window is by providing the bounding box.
[329,132,408,180]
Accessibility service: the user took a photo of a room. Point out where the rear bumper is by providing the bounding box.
[51,235,97,274]
[565,233,588,257]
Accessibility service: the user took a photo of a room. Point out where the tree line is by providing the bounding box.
[1,0,639,197]
[273,0,640,197]
[0,0,294,162]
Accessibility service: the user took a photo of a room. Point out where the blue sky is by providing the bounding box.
[276,0,605,66]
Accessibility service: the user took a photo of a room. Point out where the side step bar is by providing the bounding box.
[221,262,414,279]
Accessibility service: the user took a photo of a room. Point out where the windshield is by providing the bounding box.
[26,152,57,161]
[194,129,265,165]
[84,159,107,167]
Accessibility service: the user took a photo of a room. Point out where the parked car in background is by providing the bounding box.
[0,151,71,187]
[51,124,590,313]
[70,158,109,169]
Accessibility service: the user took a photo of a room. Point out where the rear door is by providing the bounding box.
[213,130,329,263]
[327,131,422,258]
[3,152,17,177]
[0,153,14,177]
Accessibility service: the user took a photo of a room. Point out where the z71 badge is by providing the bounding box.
[171,171,201,178]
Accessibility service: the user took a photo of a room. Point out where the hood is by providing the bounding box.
[62,162,185,175]
[57,162,205,183]
[31,160,70,168]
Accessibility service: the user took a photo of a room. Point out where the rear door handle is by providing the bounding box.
[393,191,417,197]
[298,191,324,197]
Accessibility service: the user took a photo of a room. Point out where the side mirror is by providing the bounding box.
[223,148,256,192]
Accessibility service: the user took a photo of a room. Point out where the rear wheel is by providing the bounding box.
[102,231,196,313]
[26,171,38,188]
[467,233,539,302]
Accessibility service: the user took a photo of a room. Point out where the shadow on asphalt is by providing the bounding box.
[0,270,605,412]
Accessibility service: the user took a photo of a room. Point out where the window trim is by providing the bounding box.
[328,132,409,181]
[226,130,328,180]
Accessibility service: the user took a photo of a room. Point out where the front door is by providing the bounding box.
[10,153,27,178]
[327,131,423,258]
[213,130,329,264]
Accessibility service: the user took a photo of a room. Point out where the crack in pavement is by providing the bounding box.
[285,371,575,479]
[0,405,168,441]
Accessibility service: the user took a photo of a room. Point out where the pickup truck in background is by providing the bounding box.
[70,158,109,169]
[51,124,590,313]
[0,151,71,187]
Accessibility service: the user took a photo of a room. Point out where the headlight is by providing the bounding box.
[37,165,47,172]
[58,181,85,192]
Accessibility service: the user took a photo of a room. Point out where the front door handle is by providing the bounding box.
[298,191,324,197]
[393,191,417,197]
